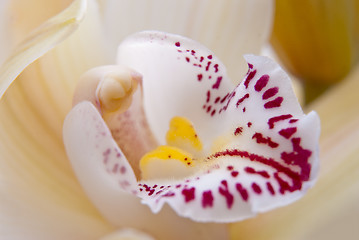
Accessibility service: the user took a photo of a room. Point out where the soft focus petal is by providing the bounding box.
[0,0,12,65]
[0,1,113,239]
[100,228,155,240]
[271,0,359,102]
[102,0,273,83]
[230,63,359,240]
[0,0,73,65]
[63,101,229,240]
[7,0,73,41]
[0,0,87,98]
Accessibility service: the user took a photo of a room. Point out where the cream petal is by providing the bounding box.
[63,101,229,240]
[99,228,155,240]
[0,0,74,65]
[0,0,12,65]
[0,0,113,239]
[101,0,273,83]
[0,0,88,99]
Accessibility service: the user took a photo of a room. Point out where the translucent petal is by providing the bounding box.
[0,0,112,239]
[101,0,273,83]
[63,101,229,240]
[0,0,86,98]
[99,228,155,240]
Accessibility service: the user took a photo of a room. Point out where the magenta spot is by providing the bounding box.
[220,93,229,103]
[214,64,219,73]
[103,149,111,164]
[243,107,246,112]
[206,105,212,113]
[247,122,252,128]
[252,132,279,148]
[289,119,299,123]
[202,190,214,208]
[206,90,211,103]
[162,192,175,198]
[200,56,204,62]
[263,87,279,100]
[231,171,239,177]
[268,114,293,129]
[175,42,181,47]
[236,93,250,107]
[235,183,249,202]
[267,182,275,195]
[191,50,196,55]
[214,96,221,104]
[143,184,155,196]
[281,138,312,180]
[185,57,190,62]
[212,76,222,89]
[197,74,203,81]
[264,97,284,109]
[211,109,216,116]
[279,127,297,139]
[112,163,119,173]
[244,70,257,88]
[254,75,269,92]
[244,167,270,178]
[248,63,254,69]
[218,180,234,209]
[205,61,212,71]
[207,55,213,59]
[234,127,243,136]
[252,183,262,194]
[209,149,303,194]
[182,187,196,203]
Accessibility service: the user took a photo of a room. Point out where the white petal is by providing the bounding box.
[63,101,229,240]
[117,31,234,150]
[101,0,273,82]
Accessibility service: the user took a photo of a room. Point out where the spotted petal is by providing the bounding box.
[115,31,320,222]
[63,100,230,239]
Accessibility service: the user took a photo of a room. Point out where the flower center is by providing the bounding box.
[139,116,204,180]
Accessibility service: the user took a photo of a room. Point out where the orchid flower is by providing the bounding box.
[63,29,320,225]
[0,0,278,239]
[1,0,357,239]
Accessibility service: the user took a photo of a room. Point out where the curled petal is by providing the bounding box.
[0,0,87,99]
[63,101,229,239]
[117,31,234,150]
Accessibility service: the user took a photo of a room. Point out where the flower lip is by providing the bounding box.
[63,31,320,224]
